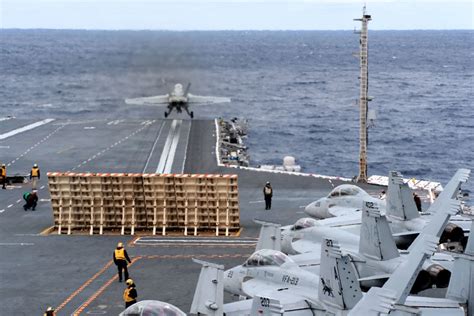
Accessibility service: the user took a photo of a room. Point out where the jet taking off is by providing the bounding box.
[125,83,231,118]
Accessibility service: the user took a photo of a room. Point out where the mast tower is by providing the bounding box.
[354,7,372,183]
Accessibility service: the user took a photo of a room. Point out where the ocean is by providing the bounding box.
[1,30,473,192]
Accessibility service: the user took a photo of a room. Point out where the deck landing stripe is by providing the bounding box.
[0,118,55,140]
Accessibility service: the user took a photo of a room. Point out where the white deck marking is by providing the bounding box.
[16,199,21,203]
[7,204,13,208]
[249,200,264,204]
[143,121,166,173]
[163,120,182,173]
[156,120,179,173]
[0,210,4,213]
[0,243,34,246]
[181,121,192,173]
[0,119,55,140]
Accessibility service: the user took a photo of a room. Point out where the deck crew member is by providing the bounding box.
[1,164,6,189]
[413,192,422,212]
[123,279,138,308]
[263,181,273,210]
[114,242,132,282]
[30,163,40,189]
[30,164,41,190]
[43,307,55,316]
[23,190,38,211]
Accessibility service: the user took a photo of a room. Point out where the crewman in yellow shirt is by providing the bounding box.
[113,242,132,282]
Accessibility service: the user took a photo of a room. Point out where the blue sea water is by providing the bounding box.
[1,30,473,191]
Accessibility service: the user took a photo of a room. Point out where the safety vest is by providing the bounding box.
[115,248,125,260]
[0,167,5,177]
[264,187,272,195]
[31,167,39,177]
[123,287,135,302]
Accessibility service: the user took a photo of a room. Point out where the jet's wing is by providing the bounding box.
[187,93,231,104]
[124,94,169,105]
[327,206,360,217]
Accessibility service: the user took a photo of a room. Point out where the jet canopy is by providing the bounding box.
[292,218,318,231]
[120,300,186,316]
[327,184,367,198]
[243,249,295,267]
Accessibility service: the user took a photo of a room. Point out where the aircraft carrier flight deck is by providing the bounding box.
[0,117,383,315]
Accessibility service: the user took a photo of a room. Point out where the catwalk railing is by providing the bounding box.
[47,172,240,236]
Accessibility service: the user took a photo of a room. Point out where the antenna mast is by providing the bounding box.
[354,7,371,183]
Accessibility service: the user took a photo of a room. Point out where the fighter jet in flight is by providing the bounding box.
[125,83,231,118]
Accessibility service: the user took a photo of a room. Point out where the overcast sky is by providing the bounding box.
[1,0,473,30]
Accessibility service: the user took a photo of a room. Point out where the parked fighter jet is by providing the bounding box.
[125,83,231,118]
[302,169,471,248]
[304,183,385,218]
[191,223,472,315]
[280,198,459,292]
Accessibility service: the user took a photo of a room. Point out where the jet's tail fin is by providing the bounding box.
[446,219,474,315]
[190,259,224,316]
[359,200,399,261]
[255,220,281,251]
[184,82,192,96]
[386,171,419,220]
[318,238,362,310]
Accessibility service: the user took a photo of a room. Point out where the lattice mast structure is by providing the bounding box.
[354,8,372,183]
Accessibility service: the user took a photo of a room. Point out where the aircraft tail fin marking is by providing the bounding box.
[318,238,362,310]
[250,296,285,315]
[359,201,399,261]
[190,259,224,316]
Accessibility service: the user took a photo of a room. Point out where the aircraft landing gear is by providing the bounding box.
[164,111,168,118]
[190,111,194,119]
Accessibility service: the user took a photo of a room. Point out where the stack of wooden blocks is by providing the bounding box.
[48,172,240,236]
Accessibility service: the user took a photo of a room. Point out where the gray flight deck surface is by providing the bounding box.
[0,118,382,315]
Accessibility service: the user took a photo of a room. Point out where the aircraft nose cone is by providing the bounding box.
[223,268,243,296]
[304,199,324,218]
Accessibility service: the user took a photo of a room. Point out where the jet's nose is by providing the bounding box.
[304,199,325,218]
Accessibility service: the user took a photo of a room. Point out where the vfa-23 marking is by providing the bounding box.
[282,274,299,285]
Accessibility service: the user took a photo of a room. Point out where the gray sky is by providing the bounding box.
[1,0,473,30]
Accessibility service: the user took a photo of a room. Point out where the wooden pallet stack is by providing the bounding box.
[47,172,240,236]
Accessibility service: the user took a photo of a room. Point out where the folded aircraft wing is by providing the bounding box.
[124,94,169,105]
[327,205,360,217]
[187,93,231,104]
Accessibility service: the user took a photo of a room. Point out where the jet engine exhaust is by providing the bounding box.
[426,264,451,288]
[410,270,432,293]
[440,223,464,244]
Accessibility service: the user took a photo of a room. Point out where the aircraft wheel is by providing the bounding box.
[190,111,194,119]
[164,112,168,118]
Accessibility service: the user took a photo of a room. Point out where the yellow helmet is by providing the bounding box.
[117,242,123,248]
[126,279,134,285]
